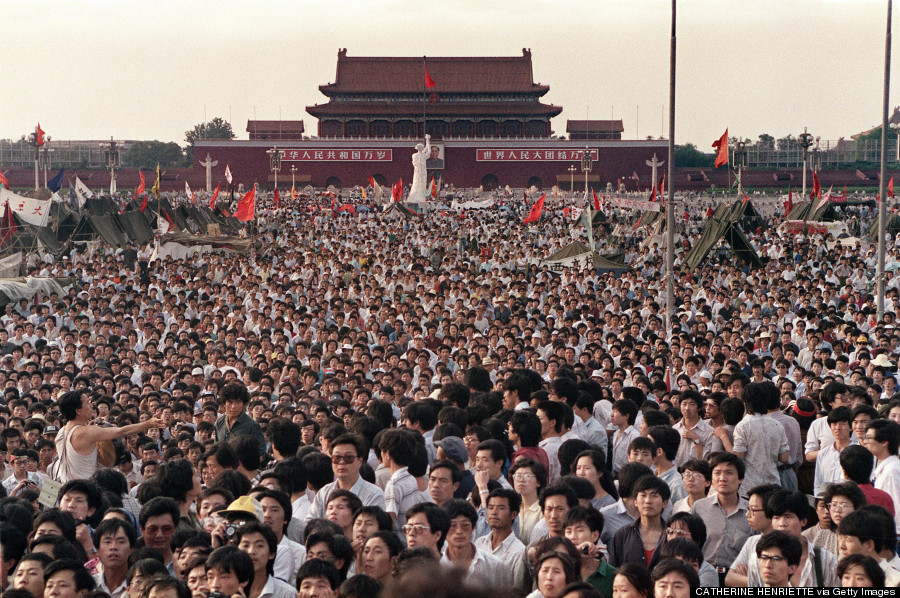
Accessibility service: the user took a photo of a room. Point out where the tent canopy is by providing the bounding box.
[683,202,763,270]
[544,241,631,274]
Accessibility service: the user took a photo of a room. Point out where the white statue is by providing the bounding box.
[408,134,431,202]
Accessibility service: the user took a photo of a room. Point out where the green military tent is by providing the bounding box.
[683,202,762,270]
[868,214,900,239]
[785,200,840,222]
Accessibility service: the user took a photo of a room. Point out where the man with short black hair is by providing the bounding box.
[865,419,900,535]
[307,434,385,521]
[755,531,803,588]
[92,518,136,598]
[474,488,526,592]
[43,558,96,598]
[139,496,180,574]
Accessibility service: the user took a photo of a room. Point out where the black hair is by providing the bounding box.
[708,451,745,480]
[836,554,886,587]
[866,419,900,455]
[823,481,866,510]
[765,490,808,522]
[508,458,549,492]
[273,457,309,495]
[839,444,875,485]
[612,399,638,426]
[756,530,803,568]
[378,429,417,467]
[92,517,137,549]
[269,418,302,458]
[352,506,393,533]
[486,488,522,515]
[616,463,654,499]
[838,508,887,553]
[562,505,604,534]
[666,512,707,548]
[212,470,252,500]
[304,534,355,580]
[631,474,671,503]
[405,503,451,550]
[43,558,96,591]
[659,537,704,566]
[230,435,261,472]
[0,522,27,572]
[234,521,278,576]
[365,530,404,558]
[445,499,478,527]
[142,577,191,598]
[827,405,852,425]
[645,426,679,462]
[57,391,86,421]
[650,558,700,591]
[206,546,254,594]
[254,489,293,533]
[337,574,383,598]
[539,482,578,510]
[138,496,180,528]
[296,558,342,591]
[508,410,542,447]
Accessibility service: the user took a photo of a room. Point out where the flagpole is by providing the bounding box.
[422,56,427,141]
[665,0,676,335]
[877,0,892,320]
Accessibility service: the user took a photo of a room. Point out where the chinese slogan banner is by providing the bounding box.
[477,149,598,161]
[279,149,393,162]
[0,188,51,227]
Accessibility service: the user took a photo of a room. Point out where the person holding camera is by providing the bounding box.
[2,448,43,494]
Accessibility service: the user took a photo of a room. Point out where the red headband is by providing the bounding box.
[791,401,816,418]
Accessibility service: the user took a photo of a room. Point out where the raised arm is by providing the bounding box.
[73,417,165,452]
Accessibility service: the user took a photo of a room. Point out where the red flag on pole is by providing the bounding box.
[890,176,895,199]
[712,129,728,168]
[234,186,256,221]
[784,187,793,214]
[35,124,45,147]
[210,184,220,209]
[592,189,601,211]
[742,193,749,205]
[524,194,546,223]
[425,65,436,88]
[811,171,821,199]
[430,177,437,199]
[0,171,8,189]
[392,179,403,202]
[274,187,280,209]
[135,171,146,197]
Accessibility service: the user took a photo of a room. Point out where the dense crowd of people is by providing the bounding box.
[0,187,899,598]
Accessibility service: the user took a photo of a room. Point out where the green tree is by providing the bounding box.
[673,143,713,167]
[184,117,235,162]
[123,141,184,169]
[757,134,775,149]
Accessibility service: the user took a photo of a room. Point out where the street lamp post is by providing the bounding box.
[291,165,297,190]
[891,122,900,161]
[568,165,577,196]
[733,139,747,195]
[582,148,595,250]
[797,128,814,199]
[104,138,119,196]
[267,147,283,191]
[41,144,53,189]
[877,0,893,320]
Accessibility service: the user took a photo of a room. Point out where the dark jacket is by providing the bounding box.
[608,518,666,569]
[215,412,267,455]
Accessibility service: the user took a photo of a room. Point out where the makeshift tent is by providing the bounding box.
[0,277,75,307]
[382,203,420,220]
[683,202,762,270]
[785,200,840,222]
[89,214,129,247]
[159,198,190,231]
[83,195,120,215]
[868,214,900,238]
[158,232,254,254]
[734,198,767,232]
[543,241,630,274]
[116,211,155,245]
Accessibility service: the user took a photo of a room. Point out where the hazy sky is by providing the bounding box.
[2,0,896,149]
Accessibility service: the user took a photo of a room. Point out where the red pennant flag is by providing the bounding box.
[784,187,793,214]
[368,176,376,188]
[742,193,749,205]
[706,207,714,218]
[274,187,280,209]
[649,184,657,202]
[234,186,256,221]
[139,195,148,213]
[392,179,403,202]
[425,65,436,88]
[430,177,437,199]
[592,189,601,211]
[811,171,821,199]
[0,171,8,189]
[890,177,895,199]
[524,194,546,223]
[35,124,45,147]
[210,184,220,209]
[712,129,728,168]
[658,174,666,196]
[135,171,146,197]
[161,208,174,227]
[0,202,16,248]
